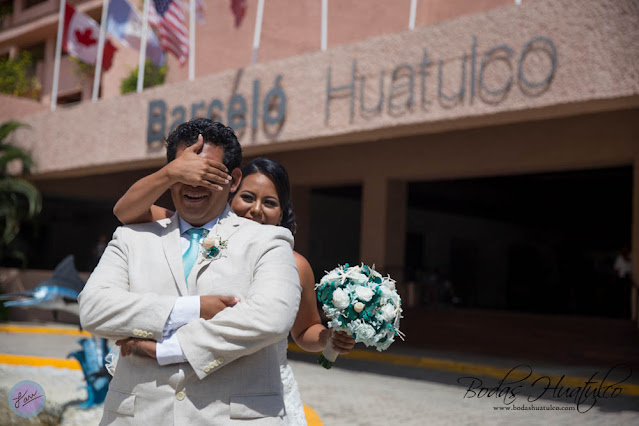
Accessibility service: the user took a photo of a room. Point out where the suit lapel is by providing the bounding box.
[162,213,188,296]
[189,205,241,291]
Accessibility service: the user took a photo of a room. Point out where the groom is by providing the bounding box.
[79,119,301,424]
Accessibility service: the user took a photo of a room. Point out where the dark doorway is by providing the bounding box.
[405,166,632,318]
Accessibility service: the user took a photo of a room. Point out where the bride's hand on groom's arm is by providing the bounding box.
[116,338,157,359]
[199,295,241,320]
[115,295,240,360]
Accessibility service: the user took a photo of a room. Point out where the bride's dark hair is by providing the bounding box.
[236,158,297,235]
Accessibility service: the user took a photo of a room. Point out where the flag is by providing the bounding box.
[63,4,117,70]
[106,0,166,66]
[196,0,206,24]
[230,0,247,27]
[150,0,189,65]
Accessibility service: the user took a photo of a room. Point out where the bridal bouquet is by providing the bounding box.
[315,263,404,369]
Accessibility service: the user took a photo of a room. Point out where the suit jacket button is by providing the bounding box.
[203,366,211,373]
[217,358,224,364]
[176,391,186,401]
[133,329,140,336]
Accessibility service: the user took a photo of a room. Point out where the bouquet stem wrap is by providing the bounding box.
[318,339,339,369]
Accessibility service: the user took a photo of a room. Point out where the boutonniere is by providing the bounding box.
[199,234,228,263]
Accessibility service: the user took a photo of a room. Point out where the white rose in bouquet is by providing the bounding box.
[349,272,369,285]
[380,285,392,298]
[354,322,376,340]
[355,286,374,302]
[332,288,350,309]
[381,304,397,322]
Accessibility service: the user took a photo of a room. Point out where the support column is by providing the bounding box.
[41,37,56,105]
[632,159,639,326]
[360,176,407,284]
[12,0,21,16]
[291,185,312,258]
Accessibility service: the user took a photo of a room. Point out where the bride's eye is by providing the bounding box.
[240,194,255,203]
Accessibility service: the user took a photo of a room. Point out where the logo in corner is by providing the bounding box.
[9,380,46,418]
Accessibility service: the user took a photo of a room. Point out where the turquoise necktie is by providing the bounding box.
[183,228,207,282]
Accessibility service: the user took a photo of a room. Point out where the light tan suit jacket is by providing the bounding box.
[78,205,302,425]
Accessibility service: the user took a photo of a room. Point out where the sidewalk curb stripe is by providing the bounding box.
[0,354,81,370]
[288,343,639,397]
[0,324,91,337]
[303,405,323,426]
[0,353,324,424]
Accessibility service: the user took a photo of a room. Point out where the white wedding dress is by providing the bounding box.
[277,338,308,426]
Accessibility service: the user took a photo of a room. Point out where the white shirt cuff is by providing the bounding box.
[162,296,200,338]
[156,333,186,365]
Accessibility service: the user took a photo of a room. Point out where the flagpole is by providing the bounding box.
[189,0,195,80]
[51,0,67,111]
[321,0,327,51]
[93,0,110,102]
[408,0,417,30]
[137,0,150,92]
[251,0,264,65]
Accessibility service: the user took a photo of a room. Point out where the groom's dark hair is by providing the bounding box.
[166,119,242,171]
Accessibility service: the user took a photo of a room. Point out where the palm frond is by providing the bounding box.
[0,121,29,143]
[0,178,42,217]
[0,144,35,175]
[0,209,19,245]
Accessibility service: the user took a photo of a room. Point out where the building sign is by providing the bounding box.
[146,36,556,145]
[147,75,287,145]
[325,36,557,123]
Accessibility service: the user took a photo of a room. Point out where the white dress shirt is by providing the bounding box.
[156,215,219,365]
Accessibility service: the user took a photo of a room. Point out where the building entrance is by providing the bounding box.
[405,166,632,319]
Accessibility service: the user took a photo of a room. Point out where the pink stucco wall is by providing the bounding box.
[8,0,639,178]
[0,94,47,121]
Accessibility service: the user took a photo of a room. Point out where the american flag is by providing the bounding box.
[150,0,189,65]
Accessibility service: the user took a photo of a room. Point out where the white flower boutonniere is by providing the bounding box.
[199,234,228,263]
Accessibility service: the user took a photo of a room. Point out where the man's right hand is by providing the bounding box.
[200,295,240,320]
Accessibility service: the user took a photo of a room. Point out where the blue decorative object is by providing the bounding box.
[0,255,83,317]
[67,337,111,409]
[0,255,112,409]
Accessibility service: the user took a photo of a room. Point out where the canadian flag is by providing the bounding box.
[63,4,117,70]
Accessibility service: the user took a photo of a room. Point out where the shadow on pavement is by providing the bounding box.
[289,349,639,413]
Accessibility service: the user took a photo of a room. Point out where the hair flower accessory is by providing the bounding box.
[199,234,228,263]
[315,263,404,369]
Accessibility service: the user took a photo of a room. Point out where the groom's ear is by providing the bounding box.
[229,168,242,192]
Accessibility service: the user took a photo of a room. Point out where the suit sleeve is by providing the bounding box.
[176,227,302,379]
[78,226,177,341]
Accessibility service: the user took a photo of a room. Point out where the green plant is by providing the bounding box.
[120,60,166,94]
[0,121,41,265]
[0,52,40,99]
